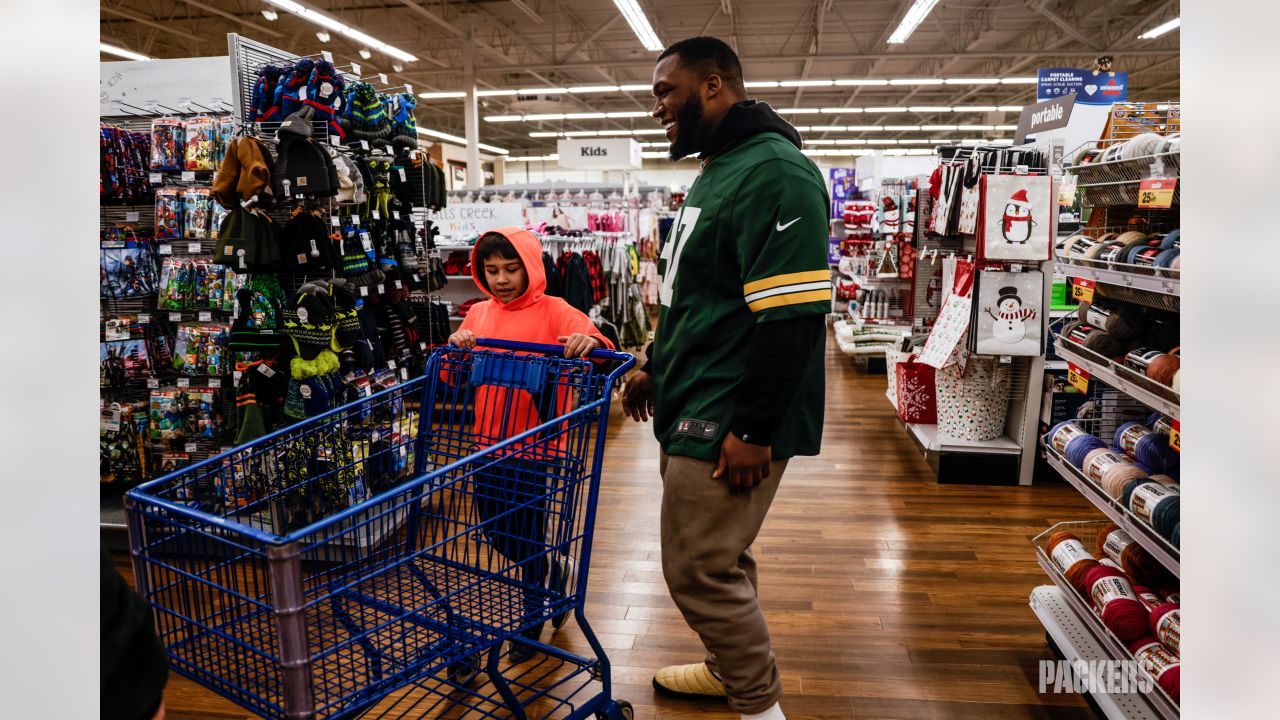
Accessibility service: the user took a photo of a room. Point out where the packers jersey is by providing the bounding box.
[652,132,830,461]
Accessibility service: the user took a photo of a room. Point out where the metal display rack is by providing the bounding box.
[1032,522,1179,719]
[1053,334,1180,419]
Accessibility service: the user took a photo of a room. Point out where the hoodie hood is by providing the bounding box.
[700,100,802,162]
[471,226,546,311]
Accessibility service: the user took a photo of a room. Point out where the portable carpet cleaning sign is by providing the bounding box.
[1037,68,1128,105]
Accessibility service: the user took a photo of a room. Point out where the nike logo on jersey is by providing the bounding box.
[775,217,801,232]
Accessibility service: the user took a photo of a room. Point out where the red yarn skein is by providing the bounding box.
[1084,564,1150,643]
[1129,636,1181,703]
[1150,602,1181,655]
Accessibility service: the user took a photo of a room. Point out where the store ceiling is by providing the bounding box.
[100,1,1181,155]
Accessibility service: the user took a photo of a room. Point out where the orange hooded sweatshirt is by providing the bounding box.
[457,226,613,452]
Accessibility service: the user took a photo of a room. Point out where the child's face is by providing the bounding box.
[483,255,528,303]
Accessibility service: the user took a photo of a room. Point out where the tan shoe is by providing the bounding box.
[652,662,728,699]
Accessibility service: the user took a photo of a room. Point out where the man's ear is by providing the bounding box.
[702,72,723,101]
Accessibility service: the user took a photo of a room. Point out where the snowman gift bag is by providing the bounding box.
[972,269,1044,356]
[977,174,1053,261]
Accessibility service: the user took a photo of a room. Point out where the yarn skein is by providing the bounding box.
[1125,480,1181,545]
[1132,584,1166,612]
[1150,602,1181,655]
[1103,464,1150,500]
[1079,300,1144,340]
[1084,564,1150,642]
[1098,523,1176,590]
[1047,531,1099,597]
[1148,349,1180,387]
[1129,637,1181,703]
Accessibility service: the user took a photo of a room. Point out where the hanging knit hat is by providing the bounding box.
[214,208,281,272]
[326,279,364,351]
[250,64,287,123]
[282,284,337,360]
[347,83,391,140]
[304,60,346,138]
[389,93,419,150]
[282,211,337,272]
[277,59,316,119]
[274,108,339,198]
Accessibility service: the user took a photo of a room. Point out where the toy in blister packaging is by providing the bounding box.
[184,187,212,239]
[154,187,184,239]
[184,116,216,171]
[150,118,185,171]
[100,238,157,300]
[223,269,243,312]
[191,261,211,308]
[149,390,184,440]
[172,322,231,376]
[209,197,230,241]
[101,403,149,485]
[100,339,152,386]
[215,118,235,167]
[182,388,224,438]
[157,258,183,309]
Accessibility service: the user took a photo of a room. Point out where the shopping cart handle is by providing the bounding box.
[473,337,634,363]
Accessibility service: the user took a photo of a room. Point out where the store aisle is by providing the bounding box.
[146,336,1100,720]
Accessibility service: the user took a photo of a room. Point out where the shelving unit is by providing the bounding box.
[1056,259,1179,300]
[1053,333,1180,418]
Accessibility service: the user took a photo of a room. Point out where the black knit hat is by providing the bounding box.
[282,284,337,360]
[282,212,337,272]
[274,115,338,198]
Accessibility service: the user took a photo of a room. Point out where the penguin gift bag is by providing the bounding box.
[971,269,1044,356]
[977,174,1053,261]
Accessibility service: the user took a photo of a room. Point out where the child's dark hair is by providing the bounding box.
[473,232,522,291]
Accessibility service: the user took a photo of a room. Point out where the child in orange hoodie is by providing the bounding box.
[448,226,613,662]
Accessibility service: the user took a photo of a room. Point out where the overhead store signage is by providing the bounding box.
[1037,68,1128,105]
[1014,93,1076,144]
[556,138,642,170]
[428,203,524,241]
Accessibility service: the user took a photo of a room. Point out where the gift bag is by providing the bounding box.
[971,270,1044,356]
[935,352,1011,442]
[885,347,913,409]
[896,355,937,424]
[918,258,975,368]
[977,174,1053,261]
[956,157,982,234]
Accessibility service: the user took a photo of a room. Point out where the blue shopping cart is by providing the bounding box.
[125,340,636,720]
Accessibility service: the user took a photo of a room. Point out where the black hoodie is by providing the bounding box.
[698,99,803,162]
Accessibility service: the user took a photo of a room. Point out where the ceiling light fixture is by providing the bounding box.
[1138,17,1180,39]
[889,78,943,85]
[945,78,999,85]
[414,127,508,154]
[100,42,153,61]
[261,9,279,21]
[421,76,1041,99]
[612,0,663,52]
[887,0,940,44]
[264,0,417,62]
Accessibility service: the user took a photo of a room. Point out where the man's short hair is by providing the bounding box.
[658,37,744,89]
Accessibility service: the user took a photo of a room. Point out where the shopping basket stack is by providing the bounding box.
[125,340,636,720]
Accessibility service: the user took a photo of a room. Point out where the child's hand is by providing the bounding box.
[559,334,601,358]
[448,330,477,349]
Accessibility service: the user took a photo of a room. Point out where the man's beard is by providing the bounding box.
[668,94,707,161]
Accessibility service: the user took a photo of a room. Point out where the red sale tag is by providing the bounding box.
[1067,362,1090,393]
[1169,419,1181,453]
[1071,278,1096,303]
[1138,178,1177,208]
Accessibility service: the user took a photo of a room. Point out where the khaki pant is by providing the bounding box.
[660,452,788,715]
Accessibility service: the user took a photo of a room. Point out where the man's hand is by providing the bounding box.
[712,433,772,492]
[448,329,476,349]
[558,334,602,358]
[621,370,655,423]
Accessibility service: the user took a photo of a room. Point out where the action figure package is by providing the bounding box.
[101,404,148,485]
[174,322,231,376]
[155,187,184,240]
[149,390,184,440]
[103,315,142,341]
[184,116,216,171]
[100,239,156,300]
[191,260,211,308]
[183,388,224,437]
[100,339,152,385]
[184,187,212,239]
[150,118,185,171]
[209,197,230,241]
[215,118,235,168]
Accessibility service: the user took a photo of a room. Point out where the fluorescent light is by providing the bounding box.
[605,111,651,118]
[867,139,898,145]
[922,125,958,131]
[884,125,921,130]
[476,89,519,97]
[835,79,888,86]
[640,142,669,148]
[564,130,598,137]
[631,129,667,135]
[569,85,623,94]
[995,125,1018,130]
[264,0,416,62]
[1139,17,1180,39]
[835,139,867,145]
[808,125,847,131]
[781,79,834,87]
[565,112,608,120]
[822,107,861,114]
[100,42,152,61]
[358,49,372,60]
[956,124,995,131]
[887,0,940,44]
[484,115,524,122]
[505,154,560,162]
[889,78,943,85]
[846,125,886,131]
[945,78,999,85]
[777,108,821,114]
[745,81,780,88]
[999,77,1038,84]
[641,151,671,158]
[619,83,652,91]
[261,9,279,21]
[612,0,663,52]
[517,87,568,94]
[866,107,908,113]
[316,31,330,42]
[953,106,998,112]
[529,132,560,138]
[414,126,509,154]
[523,113,566,121]
[909,106,952,113]
[420,91,467,99]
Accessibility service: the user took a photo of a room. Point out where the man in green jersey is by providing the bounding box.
[621,36,829,720]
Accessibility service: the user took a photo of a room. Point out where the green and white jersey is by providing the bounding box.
[652,132,830,461]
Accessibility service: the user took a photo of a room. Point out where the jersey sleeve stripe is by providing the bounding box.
[742,269,830,296]
[747,288,831,312]
[743,280,831,304]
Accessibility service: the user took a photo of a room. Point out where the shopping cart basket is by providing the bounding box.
[125,339,636,720]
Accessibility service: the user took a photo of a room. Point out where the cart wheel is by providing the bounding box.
[446,658,481,688]
[597,700,633,720]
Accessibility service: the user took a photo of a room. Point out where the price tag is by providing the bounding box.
[159,244,173,255]
[1071,278,1095,303]
[169,312,183,322]
[387,360,397,369]
[147,378,160,388]
[137,314,150,324]
[185,442,198,453]
[188,242,202,253]
[394,280,402,289]
[392,210,400,219]
[126,211,140,222]
[412,273,421,283]
[1169,419,1181,453]
[1010,264,1024,273]
[352,215,361,225]
[419,342,428,352]
[351,63,362,76]
[1015,164,1029,175]
[372,210,381,220]
[1138,178,1177,208]
[321,50,333,63]
[398,168,407,182]
[329,135,341,147]
[177,377,190,388]
[378,73,388,85]
[359,140,370,151]
[208,378,222,388]
[331,215,340,226]
[198,311,213,321]
[1067,362,1090,393]
[257,364,276,378]
[233,370,242,383]
[181,171,196,182]
[360,286,369,297]
[149,172,162,184]
[385,145,394,155]
[376,283,385,294]
[400,367,409,380]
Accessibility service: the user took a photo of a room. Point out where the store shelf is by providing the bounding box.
[1053,337,1180,418]
[1032,522,1179,719]
[1055,258,1179,302]
[908,422,1022,456]
[1041,444,1179,576]
[1029,586,1164,720]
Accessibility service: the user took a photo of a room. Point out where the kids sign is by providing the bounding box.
[1037,68,1128,106]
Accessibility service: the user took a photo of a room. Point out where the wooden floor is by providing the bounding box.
[133,337,1101,720]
